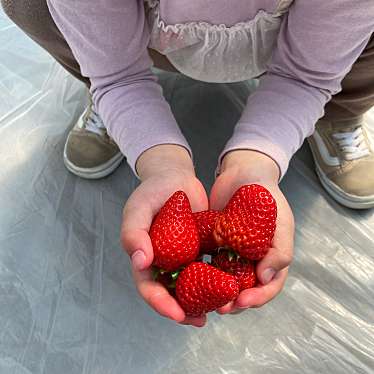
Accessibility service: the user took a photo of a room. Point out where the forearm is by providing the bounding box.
[221,0,374,180]
[220,74,327,179]
[47,0,191,176]
[93,72,192,174]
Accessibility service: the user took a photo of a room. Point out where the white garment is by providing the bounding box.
[145,0,294,83]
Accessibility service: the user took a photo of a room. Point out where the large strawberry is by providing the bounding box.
[176,262,239,317]
[213,251,257,291]
[193,210,220,253]
[214,184,277,260]
[150,191,199,271]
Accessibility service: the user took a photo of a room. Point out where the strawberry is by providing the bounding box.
[193,210,220,253]
[176,262,239,317]
[214,184,277,260]
[213,251,257,291]
[150,191,199,271]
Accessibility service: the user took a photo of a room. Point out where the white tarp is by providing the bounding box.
[1,8,373,374]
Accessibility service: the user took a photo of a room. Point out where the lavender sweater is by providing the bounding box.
[47,0,374,178]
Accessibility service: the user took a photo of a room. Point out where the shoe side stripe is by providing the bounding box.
[312,132,341,167]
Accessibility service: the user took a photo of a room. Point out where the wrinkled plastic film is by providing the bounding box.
[1,9,374,374]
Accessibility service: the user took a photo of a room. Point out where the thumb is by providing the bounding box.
[256,215,294,285]
[121,198,155,271]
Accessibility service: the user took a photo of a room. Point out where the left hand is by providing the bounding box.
[209,150,295,314]
[121,145,209,327]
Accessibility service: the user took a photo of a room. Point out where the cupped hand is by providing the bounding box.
[120,145,209,327]
[210,150,295,314]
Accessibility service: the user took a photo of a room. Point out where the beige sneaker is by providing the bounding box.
[63,99,124,179]
[308,117,374,209]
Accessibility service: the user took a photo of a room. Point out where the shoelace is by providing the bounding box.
[332,126,370,161]
[81,103,106,136]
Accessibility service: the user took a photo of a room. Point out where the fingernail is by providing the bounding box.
[131,250,146,271]
[262,268,276,284]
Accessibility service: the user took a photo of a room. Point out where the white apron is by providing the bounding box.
[145,0,294,83]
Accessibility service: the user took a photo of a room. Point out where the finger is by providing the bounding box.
[257,213,294,284]
[256,247,293,285]
[133,268,186,323]
[209,174,236,211]
[234,269,288,309]
[121,197,156,271]
[185,183,209,213]
[122,229,154,271]
[180,315,207,327]
[216,301,235,315]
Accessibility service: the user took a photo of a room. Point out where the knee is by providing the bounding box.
[1,0,14,20]
[1,0,50,37]
[1,0,25,24]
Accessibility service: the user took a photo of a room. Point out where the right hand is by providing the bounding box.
[121,145,209,327]
[210,150,295,314]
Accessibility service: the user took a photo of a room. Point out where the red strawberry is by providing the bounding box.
[213,251,257,291]
[176,262,239,317]
[150,191,199,271]
[193,210,220,253]
[214,184,277,260]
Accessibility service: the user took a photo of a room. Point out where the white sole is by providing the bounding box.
[308,141,374,209]
[63,143,125,180]
[315,165,374,209]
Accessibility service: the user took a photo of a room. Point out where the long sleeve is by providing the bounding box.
[47,0,191,175]
[221,0,374,179]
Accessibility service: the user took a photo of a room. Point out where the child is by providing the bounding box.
[2,0,374,327]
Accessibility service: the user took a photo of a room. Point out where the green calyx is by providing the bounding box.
[171,270,180,280]
[168,280,177,289]
[151,267,161,281]
[228,250,236,262]
[217,247,239,261]
[152,266,184,289]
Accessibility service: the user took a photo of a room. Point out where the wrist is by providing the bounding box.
[136,144,195,181]
[220,150,280,185]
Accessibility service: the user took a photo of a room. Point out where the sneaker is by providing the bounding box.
[63,99,124,179]
[308,117,374,209]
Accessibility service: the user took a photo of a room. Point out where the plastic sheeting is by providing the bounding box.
[1,8,374,374]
